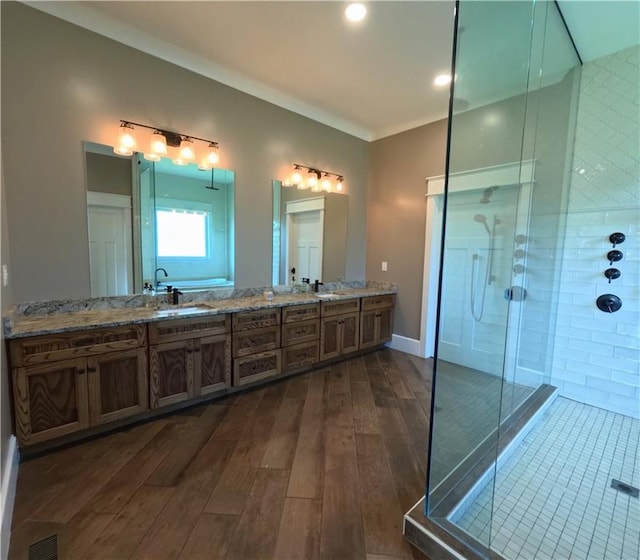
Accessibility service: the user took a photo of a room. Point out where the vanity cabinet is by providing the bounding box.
[9,325,148,446]
[232,308,282,386]
[149,315,231,408]
[359,295,395,350]
[319,299,360,361]
[281,303,320,373]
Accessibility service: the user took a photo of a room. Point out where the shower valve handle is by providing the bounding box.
[604,268,621,284]
[609,232,626,248]
[607,250,623,265]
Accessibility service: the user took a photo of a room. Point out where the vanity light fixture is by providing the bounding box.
[113,120,220,169]
[284,164,345,194]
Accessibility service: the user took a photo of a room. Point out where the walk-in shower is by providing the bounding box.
[405,2,639,559]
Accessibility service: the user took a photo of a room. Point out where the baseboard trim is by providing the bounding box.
[389,334,422,357]
[1,435,19,560]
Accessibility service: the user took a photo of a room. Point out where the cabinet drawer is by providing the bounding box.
[282,303,320,323]
[233,349,281,386]
[282,319,320,347]
[232,308,281,331]
[282,341,319,373]
[361,294,395,310]
[149,314,230,344]
[232,326,280,358]
[9,325,146,367]
[321,298,360,317]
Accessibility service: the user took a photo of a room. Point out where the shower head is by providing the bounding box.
[473,214,491,235]
[480,186,497,204]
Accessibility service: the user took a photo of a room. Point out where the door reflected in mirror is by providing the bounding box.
[272,180,348,286]
[85,142,235,296]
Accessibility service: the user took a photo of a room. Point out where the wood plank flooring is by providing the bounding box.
[9,349,433,560]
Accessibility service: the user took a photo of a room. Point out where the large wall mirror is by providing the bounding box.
[85,142,235,296]
[272,180,348,286]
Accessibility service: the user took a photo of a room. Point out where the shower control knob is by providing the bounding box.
[609,232,626,248]
[604,268,621,283]
[607,250,623,265]
[596,294,622,313]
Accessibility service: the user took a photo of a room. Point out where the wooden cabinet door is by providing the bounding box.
[88,348,148,425]
[194,334,231,396]
[340,312,360,355]
[150,340,194,408]
[12,358,89,446]
[377,307,393,345]
[320,316,341,361]
[359,309,378,350]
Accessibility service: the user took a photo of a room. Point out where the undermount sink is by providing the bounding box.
[314,293,338,299]
[154,305,213,316]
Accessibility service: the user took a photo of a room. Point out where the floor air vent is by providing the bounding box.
[611,479,639,499]
[28,534,58,560]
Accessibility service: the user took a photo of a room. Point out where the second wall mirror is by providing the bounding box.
[272,180,348,286]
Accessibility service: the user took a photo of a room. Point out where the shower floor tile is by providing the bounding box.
[455,398,640,560]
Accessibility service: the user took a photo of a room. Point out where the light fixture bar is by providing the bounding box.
[119,120,219,148]
[292,163,344,183]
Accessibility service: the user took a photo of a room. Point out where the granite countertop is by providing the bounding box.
[4,287,396,339]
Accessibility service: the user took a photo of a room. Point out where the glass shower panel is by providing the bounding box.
[489,1,583,555]
[427,1,538,550]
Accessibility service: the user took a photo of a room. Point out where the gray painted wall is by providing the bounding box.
[1,3,368,303]
[368,120,448,340]
[86,152,132,196]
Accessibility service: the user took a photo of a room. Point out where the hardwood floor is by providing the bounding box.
[9,349,433,560]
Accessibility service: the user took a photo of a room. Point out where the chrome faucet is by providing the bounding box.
[155,267,168,289]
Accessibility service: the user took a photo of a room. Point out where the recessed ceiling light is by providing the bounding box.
[345,3,367,23]
[434,74,452,87]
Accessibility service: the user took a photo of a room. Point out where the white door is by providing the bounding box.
[284,197,325,283]
[87,193,133,297]
[437,187,519,375]
[288,210,323,281]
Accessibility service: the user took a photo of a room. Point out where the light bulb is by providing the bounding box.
[292,168,303,185]
[114,123,136,156]
[179,137,195,162]
[205,143,219,166]
[336,178,344,192]
[282,176,294,187]
[345,3,367,22]
[144,131,166,162]
[321,176,332,192]
[307,172,318,189]
[434,74,452,87]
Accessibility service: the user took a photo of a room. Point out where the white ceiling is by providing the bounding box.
[27,0,456,141]
[24,1,639,142]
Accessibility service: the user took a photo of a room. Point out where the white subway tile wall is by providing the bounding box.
[552,45,640,419]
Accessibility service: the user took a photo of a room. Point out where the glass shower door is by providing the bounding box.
[425,0,582,557]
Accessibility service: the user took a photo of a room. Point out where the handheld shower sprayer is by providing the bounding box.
[473,214,492,236]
